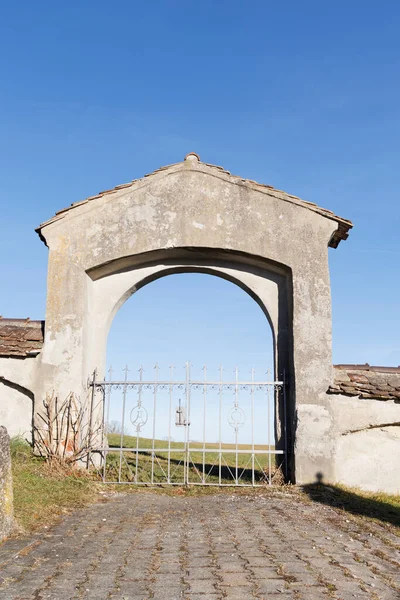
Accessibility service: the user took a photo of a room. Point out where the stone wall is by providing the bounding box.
[0,319,41,441]
[0,427,13,541]
[328,365,400,494]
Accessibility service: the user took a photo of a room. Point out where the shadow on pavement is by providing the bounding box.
[302,474,400,527]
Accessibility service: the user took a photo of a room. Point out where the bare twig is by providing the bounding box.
[34,391,102,467]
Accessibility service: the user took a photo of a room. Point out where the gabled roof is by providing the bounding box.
[36,153,353,248]
[0,318,44,358]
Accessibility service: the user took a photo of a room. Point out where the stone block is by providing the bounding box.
[0,426,13,541]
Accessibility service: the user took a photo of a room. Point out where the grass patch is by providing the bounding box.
[10,436,399,535]
[302,482,400,528]
[108,433,275,452]
[106,434,280,484]
[11,437,100,533]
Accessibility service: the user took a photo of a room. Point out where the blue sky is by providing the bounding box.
[1,0,399,369]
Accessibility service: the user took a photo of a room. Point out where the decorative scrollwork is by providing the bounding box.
[130,404,148,431]
[94,381,284,392]
[94,384,106,394]
[228,406,245,429]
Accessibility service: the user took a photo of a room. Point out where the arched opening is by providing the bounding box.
[96,270,289,486]
[107,272,275,374]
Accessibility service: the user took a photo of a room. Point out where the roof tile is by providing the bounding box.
[0,318,44,357]
[328,365,400,402]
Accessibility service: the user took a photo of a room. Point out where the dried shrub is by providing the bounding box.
[34,392,101,467]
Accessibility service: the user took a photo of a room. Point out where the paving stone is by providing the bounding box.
[186,596,220,600]
[214,560,245,572]
[0,492,398,600]
[186,557,214,568]
[256,592,292,600]
[190,578,220,593]
[218,571,252,586]
[186,566,214,580]
[242,555,275,567]
[219,586,255,599]
[151,584,183,595]
[152,573,183,586]
[285,571,318,585]
[255,578,287,594]
[250,565,281,578]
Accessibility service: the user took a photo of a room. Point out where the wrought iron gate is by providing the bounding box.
[90,364,286,486]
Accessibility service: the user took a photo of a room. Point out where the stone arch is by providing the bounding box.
[105,264,277,345]
[86,247,294,477]
[87,248,289,367]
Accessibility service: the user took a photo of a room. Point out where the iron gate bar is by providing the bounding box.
[202,366,207,484]
[185,362,190,485]
[218,366,222,484]
[118,366,128,482]
[110,448,284,453]
[251,367,255,485]
[268,383,271,480]
[97,380,284,385]
[168,366,173,484]
[151,364,158,484]
[91,364,286,487]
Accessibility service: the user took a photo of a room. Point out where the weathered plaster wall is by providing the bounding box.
[0,356,38,391]
[329,394,400,493]
[0,382,33,440]
[0,357,37,441]
[336,427,400,494]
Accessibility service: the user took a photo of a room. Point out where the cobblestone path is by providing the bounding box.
[0,492,399,600]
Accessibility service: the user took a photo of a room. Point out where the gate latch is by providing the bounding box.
[175,399,189,426]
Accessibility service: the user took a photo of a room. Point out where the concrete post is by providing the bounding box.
[0,427,14,541]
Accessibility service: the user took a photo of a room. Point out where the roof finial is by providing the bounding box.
[184,152,200,163]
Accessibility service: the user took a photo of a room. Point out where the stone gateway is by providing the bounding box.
[1,154,399,492]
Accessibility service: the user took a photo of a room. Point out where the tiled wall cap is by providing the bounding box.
[184,152,200,162]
